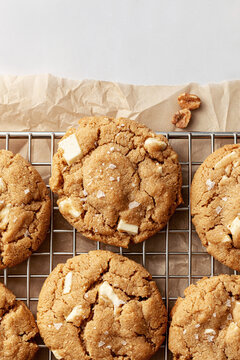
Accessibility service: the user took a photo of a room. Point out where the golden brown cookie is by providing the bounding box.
[50,116,182,248]
[169,275,240,360]
[37,250,167,360]
[0,150,51,269]
[0,282,39,359]
[191,144,240,271]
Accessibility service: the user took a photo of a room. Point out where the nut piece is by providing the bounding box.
[63,271,73,295]
[99,281,125,314]
[117,219,139,235]
[58,198,81,218]
[172,109,191,129]
[58,133,83,165]
[144,138,167,152]
[178,93,201,110]
[66,305,83,324]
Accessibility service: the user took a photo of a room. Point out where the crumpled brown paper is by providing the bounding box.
[1,74,239,360]
[0,73,239,132]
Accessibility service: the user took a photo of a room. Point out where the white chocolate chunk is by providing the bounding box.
[0,178,6,192]
[97,190,105,198]
[59,198,81,218]
[228,217,240,247]
[128,201,140,209]
[220,175,229,185]
[225,165,232,176]
[117,219,138,235]
[63,272,73,294]
[204,329,216,335]
[52,350,63,359]
[0,204,11,230]
[206,179,215,191]
[53,323,63,330]
[99,281,125,314]
[144,138,167,152]
[214,151,238,169]
[222,235,232,243]
[66,305,83,323]
[233,301,240,323]
[58,134,82,165]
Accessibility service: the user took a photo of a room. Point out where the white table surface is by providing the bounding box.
[0,0,239,85]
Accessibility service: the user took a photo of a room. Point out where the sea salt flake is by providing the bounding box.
[227,313,233,320]
[80,197,87,202]
[97,190,105,199]
[206,179,215,191]
[108,164,116,169]
[24,188,30,194]
[53,323,63,330]
[183,329,187,334]
[84,293,89,299]
[98,341,105,347]
[120,124,125,127]
[110,177,115,181]
[107,151,110,154]
[117,177,120,182]
[216,206,222,214]
[204,329,216,335]
[226,299,231,307]
[194,334,199,340]
[195,324,200,328]
[121,340,127,345]
[104,331,109,335]
[207,335,214,342]
[106,345,112,349]
[83,189,88,196]
[213,313,216,317]
[222,197,228,202]
[110,147,114,151]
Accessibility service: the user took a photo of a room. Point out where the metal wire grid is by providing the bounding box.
[0,131,238,360]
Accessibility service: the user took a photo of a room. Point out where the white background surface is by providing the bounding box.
[0,0,239,85]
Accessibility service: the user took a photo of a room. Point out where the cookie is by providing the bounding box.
[191,144,240,271]
[50,116,182,248]
[169,275,240,360]
[37,250,167,360]
[0,282,38,359]
[0,150,51,268]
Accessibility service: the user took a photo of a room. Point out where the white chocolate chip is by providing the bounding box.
[216,206,222,215]
[99,281,125,314]
[128,201,140,209]
[53,323,63,330]
[58,134,83,165]
[204,329,216,335]
[52,350,63,360]
[97,190,105,198]
[144,138,167,152]
[206,179,215,191]
[117,219,138,235]
[108,164,116,170]
[0,204,11,230]
[66,305,83,323]
[63,272,73,295]
[98,341,105,348]
[214,151,238,169]
[58,198,81,218]
[0,178,6,193]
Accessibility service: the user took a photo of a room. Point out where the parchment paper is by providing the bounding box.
[1,74,239,359]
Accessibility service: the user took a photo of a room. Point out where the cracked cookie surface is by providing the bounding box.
[0,282,39,359]
[0,150,51,268]
[169,275,240,360]
[50,116,182,248]
[37,250,167,360]
[191,144,240,271]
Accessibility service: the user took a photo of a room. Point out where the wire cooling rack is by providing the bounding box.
[0,131,238,360]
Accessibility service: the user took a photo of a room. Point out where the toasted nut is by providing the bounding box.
[172,109,191,129]
[178,93,201,110]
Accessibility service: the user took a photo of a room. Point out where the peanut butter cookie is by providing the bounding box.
[37,250,167,360]
[191,144,240,271]
[169,275,240,360]
[0,282,38,359]
[50,116,182,248]
[0,150,51,268]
